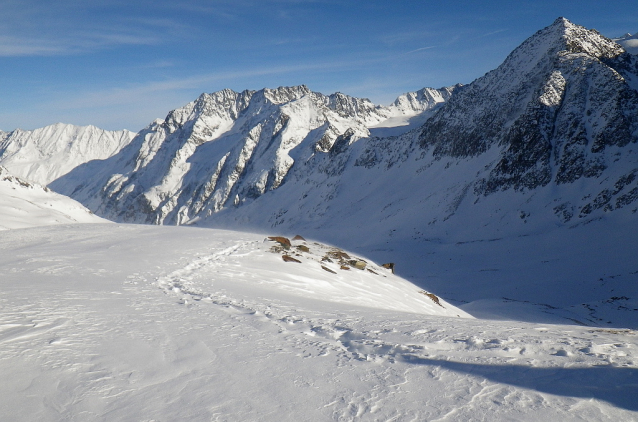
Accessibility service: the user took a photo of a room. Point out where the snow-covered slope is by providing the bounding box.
[0,166,106,230]
[1,223,636,421]
[0,123,135,185]
[184,18,638,325]
[2,18,638,419]
[45,18,638,325]
[50,85,455,224]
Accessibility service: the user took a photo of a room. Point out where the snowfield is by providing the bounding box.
[1,224,637,421]
[1,17,638,421]
[0,166,106,230]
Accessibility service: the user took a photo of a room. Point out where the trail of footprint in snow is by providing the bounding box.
[155,247,392,364]
[154,239,638,373]
[155,241,254,298]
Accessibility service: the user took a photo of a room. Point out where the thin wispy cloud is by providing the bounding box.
[118,16,190,33]
[0,1,167,57]
[378,30,437,46]
[0,36,67,56]
[142,60,177,69]
[403,46,437,55]
[0,31,158,57]
[479,29,509,38]
[75,31,158,47]
[0,0,634,132]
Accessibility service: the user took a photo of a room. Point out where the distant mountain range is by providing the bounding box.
[47,85,456,224]
[21,17,632,235]
[0,123,134,185]
[1,17,637,321]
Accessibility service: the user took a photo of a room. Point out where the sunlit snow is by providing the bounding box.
[1,224,637,420]
[1,17,638,422]
[0,166,106,230]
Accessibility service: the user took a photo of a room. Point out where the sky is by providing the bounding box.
[0,0,636,132]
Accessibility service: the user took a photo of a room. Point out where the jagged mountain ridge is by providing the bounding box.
[0,123,135,185]
[50,85,455,224]
[46,18,638,235]
[187,18,638,231]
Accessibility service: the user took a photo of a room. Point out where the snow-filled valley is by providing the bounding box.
[1,224,637,421]
[1,16,638,421]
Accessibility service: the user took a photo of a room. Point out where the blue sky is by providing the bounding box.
[1,0,636,132]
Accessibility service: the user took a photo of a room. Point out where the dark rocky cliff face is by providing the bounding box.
[418,18,638,196]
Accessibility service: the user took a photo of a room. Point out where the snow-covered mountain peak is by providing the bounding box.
[260,84,312,104]
[419,17,638,175]
[474,18,623,94]
[389,85,459,115]
[0,123,135,185]
[161,89,246,136]
[326,91,379,121]
[160,86,317,136]
[52,84,454,225]
[550,17,623,58]
[614,32,638,55]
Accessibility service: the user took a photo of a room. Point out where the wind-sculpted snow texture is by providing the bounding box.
[0,123,134,185]
[51,85,453,225]
[1,224,637,421]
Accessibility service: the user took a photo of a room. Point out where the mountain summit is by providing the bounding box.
[419,17,637,197]
[4,17,638,326]
[50,85,455,224]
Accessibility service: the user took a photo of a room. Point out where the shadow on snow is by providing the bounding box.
[401,356,638,411]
